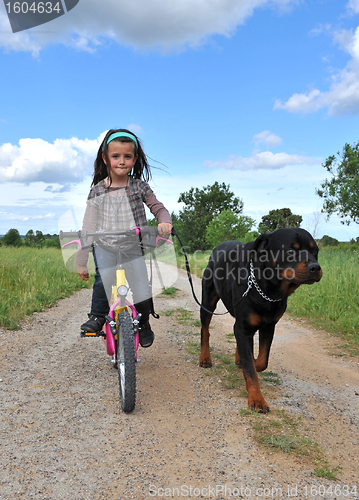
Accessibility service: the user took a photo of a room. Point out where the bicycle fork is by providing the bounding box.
[107,269,141,363]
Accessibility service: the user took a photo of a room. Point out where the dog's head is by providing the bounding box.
[252,228,323,296]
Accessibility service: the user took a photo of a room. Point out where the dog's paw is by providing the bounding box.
[248,397,270,414]
[199,356,212,368]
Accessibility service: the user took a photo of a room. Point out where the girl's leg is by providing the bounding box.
[94,246,119,301]
[81,248,115,332]
[122,250,154,348]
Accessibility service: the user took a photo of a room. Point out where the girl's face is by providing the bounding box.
[103,140,138,186]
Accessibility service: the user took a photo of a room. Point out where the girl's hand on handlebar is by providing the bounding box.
[158,222,172,237]
[77,265,89,281]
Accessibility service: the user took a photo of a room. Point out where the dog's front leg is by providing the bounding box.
[199,279,219,368]
[199,322,212,367]
[235,322,269,413]
[255,324,275,372]
[235,335,254,367]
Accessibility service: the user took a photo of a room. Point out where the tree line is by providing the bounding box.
[0,229,60,248]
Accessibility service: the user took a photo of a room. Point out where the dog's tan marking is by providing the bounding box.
[249,313,262,328]
[199,327,212,368]
[235,346,240,366]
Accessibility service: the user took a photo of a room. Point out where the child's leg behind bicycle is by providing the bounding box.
[121,249,154,348]
[81,248,114,333]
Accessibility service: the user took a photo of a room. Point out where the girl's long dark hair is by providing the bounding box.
[92,129,152,187]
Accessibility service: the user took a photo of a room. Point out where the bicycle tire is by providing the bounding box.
[117,311,136,413]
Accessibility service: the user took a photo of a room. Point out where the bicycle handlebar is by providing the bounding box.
[60,226,172,252]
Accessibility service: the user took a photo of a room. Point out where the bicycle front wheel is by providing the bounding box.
[117,311,136,413]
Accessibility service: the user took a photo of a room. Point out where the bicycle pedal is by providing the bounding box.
[80,330,102,338]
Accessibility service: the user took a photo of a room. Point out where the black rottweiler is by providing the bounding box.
[200,228,322,413]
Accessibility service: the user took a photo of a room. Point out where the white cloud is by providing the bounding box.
[0,0,299,54]
[348,0,359,13]
[0,134,104,184]
[274,23,359,116]
[22,213,56,222]
[204,151,318,170]
[253,130,282,147]
[274,89,324,114]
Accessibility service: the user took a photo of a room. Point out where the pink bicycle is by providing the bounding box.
[60,226,169,413]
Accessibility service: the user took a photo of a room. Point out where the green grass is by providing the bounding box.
[313,465,343,480]
[0,247,92,329]
[159,286,179,297]
[259,371,281,385]
[176,250,211,279]
[185,338,280,393]
[243,409,325,465]
[164,308,201,328]
[186,339,202,356]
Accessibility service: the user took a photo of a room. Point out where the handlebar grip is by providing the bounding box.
[138,226,159,235]
[59,230,81,239]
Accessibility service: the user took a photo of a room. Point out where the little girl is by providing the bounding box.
[76,129,172,348]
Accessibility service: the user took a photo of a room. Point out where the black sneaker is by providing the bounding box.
[138,321,154,348]
[81,314,106,333]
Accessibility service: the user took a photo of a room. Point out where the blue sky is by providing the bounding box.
[1,0,359,241]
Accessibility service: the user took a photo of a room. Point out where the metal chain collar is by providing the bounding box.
[242,260,283,303]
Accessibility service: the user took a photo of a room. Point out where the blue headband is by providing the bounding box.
[105,132,138,149]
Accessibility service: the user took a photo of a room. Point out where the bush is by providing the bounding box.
[318,235,339,247]
[43,236,61,249]
[2,228,23,247]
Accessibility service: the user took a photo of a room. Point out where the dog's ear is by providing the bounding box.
[253,233,270,252]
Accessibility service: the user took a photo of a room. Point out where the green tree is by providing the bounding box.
[316,141,359,225]
[205,210,256,248]
[176,182,243,252]
[318,235,339,247]
[24,229,45,247]
[258,208,302,233]
[34,230,45,247]
[2,228,23,247]
[24,229,36,246]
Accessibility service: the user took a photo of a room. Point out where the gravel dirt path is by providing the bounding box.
[1,270,358,500]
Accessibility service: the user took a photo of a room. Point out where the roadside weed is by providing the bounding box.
[313,465,342,480]
[160,286,179,297]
